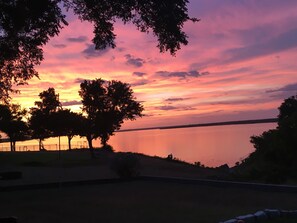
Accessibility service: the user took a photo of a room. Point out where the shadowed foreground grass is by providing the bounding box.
[1,150,297,222]
[1,181,297,223]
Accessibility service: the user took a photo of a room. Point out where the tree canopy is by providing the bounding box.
[79,78,143,148]
[29,87,61,150]
[239,94,297,183]
[0,0,198,101]
[0,104,28,151]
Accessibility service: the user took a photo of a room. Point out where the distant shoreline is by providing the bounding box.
[0,118,278,142]
[118,118,278,132]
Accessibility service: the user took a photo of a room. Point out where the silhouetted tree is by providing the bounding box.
[34,87,61,113]
[77,115,95,150]
[48,109,82,150]
[0,104,28,151]
[242,94,297,183]
[278,95,297,133]
[0,0,198,101]
[29,109,50,151]
[79,78,143,149]
[29,87,61,150]
[0,0,67,101]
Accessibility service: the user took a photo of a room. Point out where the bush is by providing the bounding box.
[101,144,114,152]
[194,161,205,168]
[110,153,140,178]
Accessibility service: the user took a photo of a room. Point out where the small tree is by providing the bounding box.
[79,78,143,149]
[34,87,61,113]
[77,115,95,150]
[29,87,61,150]
[29,109,50,151]
[49,109,82,150]
[0,104,28,151]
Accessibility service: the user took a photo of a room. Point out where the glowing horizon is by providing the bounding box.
[11,0,297,129]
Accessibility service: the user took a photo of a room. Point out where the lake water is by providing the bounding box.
[0,123,276,167]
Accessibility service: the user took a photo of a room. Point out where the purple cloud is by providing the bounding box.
[156,70,208,79]
[131,79,150,87]
[125,54,145,67]
[62,100,82,107]
[156,105,196,111]
[267,83,297,93]
[165,97,190,102]
[52,44,67,48]
[82,44,110,58]
[67,36,88,43]
[223,28,297,64]
[133,72,147,77]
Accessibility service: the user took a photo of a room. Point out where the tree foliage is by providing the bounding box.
[34,87,61,113]
[0,0,197,101]
[0,0,67,101]
[241,94,297,183]
[0,104,28,151]
[29,87,61,150]
[79,78,143,148]
[48,109,82,150]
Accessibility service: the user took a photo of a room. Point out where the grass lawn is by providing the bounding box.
[0,150,100,166]
[1,181,297,223]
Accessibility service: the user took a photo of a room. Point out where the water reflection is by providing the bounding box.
[103,123,276,167]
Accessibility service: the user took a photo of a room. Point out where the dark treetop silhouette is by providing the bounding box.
[79,78,143,150]
[239,94,297,183]
[29,87,61,150]
[0,104,28,151]
[48,109,83,150]
[0,0,198,101]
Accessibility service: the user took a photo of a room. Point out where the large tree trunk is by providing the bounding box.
[39,138,44,151]
[67,135,72,150]
[10,140,16,152]
[86,135,95,158]
[101,134,109,148]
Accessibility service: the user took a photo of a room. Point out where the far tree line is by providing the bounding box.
[0,78,144,153]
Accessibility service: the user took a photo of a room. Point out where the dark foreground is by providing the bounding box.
[1,150,297,223]
[1,180,297,223]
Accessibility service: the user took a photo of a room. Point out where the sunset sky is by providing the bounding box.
[12,0,297,129]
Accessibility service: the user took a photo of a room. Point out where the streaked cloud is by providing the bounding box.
[52,44,67,48]
[130,79,150,87]
[156,106,178,111]
[82,44,110,58]
[164,97,190,102]
[62,100,82,107]
[125,54,145,67]
[267,83,297,93]
[67,36,88,43]
[155,70,208,79]
[156,105,196,111]
[132,72,147,77]
[223,28,297,64]
[266,83,297,99]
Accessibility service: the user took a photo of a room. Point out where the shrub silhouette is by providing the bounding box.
[237,94,297,183]
[111,153,140,178]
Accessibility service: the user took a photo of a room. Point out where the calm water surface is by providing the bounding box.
[106,123,276,167]
[1,123,276,167]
